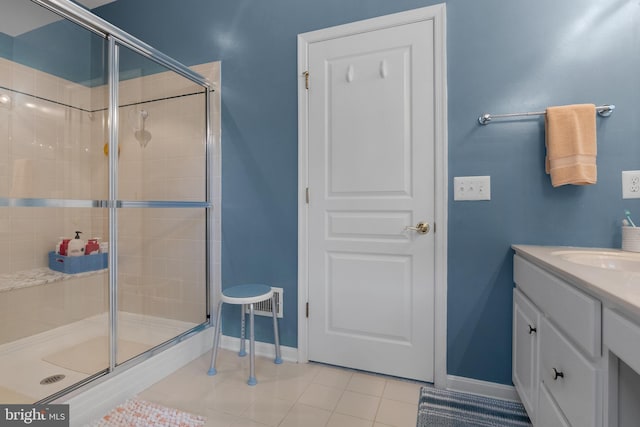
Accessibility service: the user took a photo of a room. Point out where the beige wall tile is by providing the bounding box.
[0,59,219,344]
[0,58,12,87]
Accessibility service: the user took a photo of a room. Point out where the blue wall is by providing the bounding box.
[0,32,13,59]
[2,17,164,87]
[7,19,107,86]
[92,0,640,385]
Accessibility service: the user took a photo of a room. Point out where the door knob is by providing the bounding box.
[405,222,430,234]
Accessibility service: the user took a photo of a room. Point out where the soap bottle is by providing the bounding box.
[85,237,100,255]
[59,238,71,256]
[67,231,85,257]
[55,237,65,254]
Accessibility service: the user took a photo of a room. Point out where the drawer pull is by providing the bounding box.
[552,368,564,380]
[528,325,537,334]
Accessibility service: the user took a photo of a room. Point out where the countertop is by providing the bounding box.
[512,245,640,322]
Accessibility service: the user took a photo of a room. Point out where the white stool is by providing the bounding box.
[207,284,282,385]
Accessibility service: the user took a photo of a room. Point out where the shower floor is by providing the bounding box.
[0,312,198,403]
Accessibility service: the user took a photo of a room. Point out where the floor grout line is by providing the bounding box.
[103,349,422,427]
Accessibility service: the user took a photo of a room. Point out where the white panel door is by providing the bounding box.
[307,19,436,381]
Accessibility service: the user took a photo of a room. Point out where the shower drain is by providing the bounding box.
[40,374,66,385]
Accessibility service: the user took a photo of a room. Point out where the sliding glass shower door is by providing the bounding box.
[0,1,111,403]
[113,42,209,364]
[0,0,212,403]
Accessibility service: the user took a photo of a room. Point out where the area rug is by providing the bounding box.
[417,386,532,426]
[43,336,152,374]
[87,398,206,427]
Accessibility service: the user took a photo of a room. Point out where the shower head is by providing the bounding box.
[137,109,148,122]
[135,128,152,148]
[129,108,152,148]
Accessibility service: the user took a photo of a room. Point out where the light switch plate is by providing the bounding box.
[454,176,491,201]
[622,171,640,199]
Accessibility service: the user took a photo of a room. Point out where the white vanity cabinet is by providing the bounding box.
[512,288,540,423]
[603,308,640,426]
[512,245,640,427]
[513,255,603,427]
[537,382,571,427]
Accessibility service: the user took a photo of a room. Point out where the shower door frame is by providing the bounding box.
[25,0,215,403]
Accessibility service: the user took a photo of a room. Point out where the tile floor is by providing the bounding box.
[134,348,424,427]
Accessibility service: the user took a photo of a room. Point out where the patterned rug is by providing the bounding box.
[417,386,532,426]
[87,398,206,427]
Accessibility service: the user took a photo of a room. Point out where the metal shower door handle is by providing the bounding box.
[405,222,430,234]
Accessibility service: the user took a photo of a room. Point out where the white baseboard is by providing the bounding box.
[446,375,520,402]
[63,328,214,427]
[220,334,298,362]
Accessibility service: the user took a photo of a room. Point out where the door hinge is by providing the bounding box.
[303,71,309,90]
[305,187,309,204]
[306,302,309,318]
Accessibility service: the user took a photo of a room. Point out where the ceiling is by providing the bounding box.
[1,0,116,37]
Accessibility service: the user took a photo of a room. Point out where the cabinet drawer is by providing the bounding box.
[538,382,571,427]
[540,317,600,427]
[514,255,601,358]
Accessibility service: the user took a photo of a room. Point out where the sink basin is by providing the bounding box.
[552,250,640,273]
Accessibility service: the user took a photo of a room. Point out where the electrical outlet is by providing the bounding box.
[454,176,491,201]
[622,171,640,199]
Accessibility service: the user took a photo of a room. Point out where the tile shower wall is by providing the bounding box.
[0,55,220,331]
[0,58,107,344]
[0,57,104,274]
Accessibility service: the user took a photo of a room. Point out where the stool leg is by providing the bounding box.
[248,303,257,386]
[271,294,282,364]
[207,300,224,376]
[239,304,247,357]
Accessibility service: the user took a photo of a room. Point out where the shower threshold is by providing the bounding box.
[0,312,197,403]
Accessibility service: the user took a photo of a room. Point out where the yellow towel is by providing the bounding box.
[544,104,597,187]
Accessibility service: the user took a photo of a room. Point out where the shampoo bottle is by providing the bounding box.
[67,231,85,257]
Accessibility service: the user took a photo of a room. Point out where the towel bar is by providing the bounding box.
[478,104,615,125]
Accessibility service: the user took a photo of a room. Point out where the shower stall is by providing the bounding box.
[0,0,215,404]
